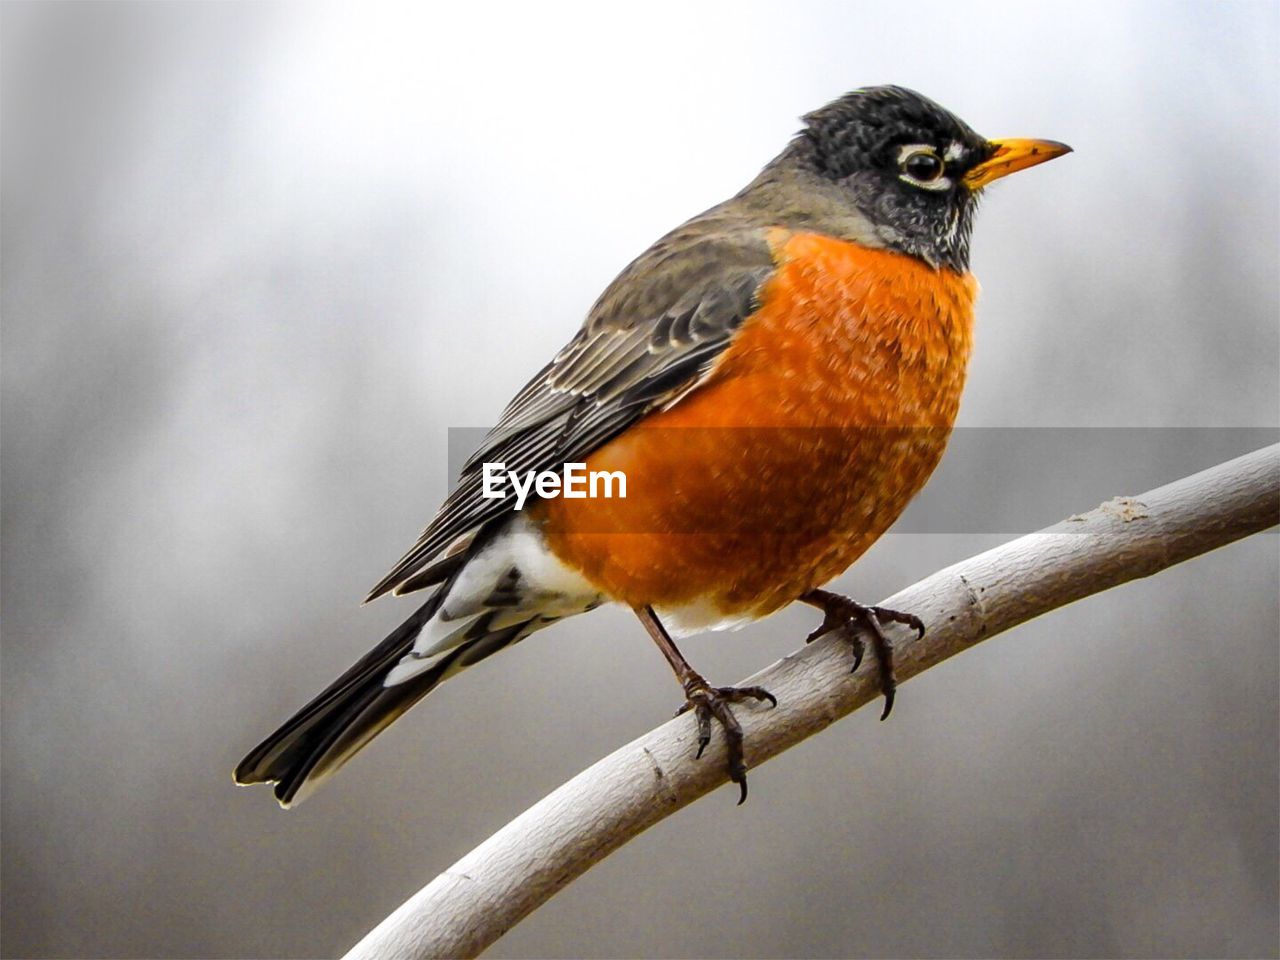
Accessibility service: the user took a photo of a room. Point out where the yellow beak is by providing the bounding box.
[963,138,1073,189]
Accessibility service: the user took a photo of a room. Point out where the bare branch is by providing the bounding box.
[343,444,1279,960]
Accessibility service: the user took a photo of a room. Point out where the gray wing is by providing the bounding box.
[365,225,775,602]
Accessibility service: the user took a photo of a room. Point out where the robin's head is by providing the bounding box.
[774,86,1070,271]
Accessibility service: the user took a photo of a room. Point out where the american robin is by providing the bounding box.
[235,85,1070,807]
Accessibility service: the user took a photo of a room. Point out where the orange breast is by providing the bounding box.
[532,231,978,616]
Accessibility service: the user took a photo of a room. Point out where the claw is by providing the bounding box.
[723,685,777,709]
[879,687,895,721]
[872,606,925,641]
[849,636,865,673]
[679,682,776,804]
[801,589,919,722]
[695,707,712,757]
[727,755,749,805]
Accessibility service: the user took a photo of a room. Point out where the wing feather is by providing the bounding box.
[365,225,776,602]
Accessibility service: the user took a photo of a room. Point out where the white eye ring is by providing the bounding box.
[897,145,951,191]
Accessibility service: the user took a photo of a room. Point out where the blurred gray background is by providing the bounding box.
[2,2,1277,958]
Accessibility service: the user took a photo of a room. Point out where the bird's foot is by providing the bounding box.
[800,588,925,721]
[675,679,777,804]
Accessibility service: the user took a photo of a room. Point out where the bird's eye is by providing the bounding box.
[901,149,944,184]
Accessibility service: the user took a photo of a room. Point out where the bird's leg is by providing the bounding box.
[799,588,925,721]
[634,605,776,804]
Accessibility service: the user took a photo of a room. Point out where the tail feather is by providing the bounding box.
[234,594,536,808]
[233,595,440,789]
[269,664,439,807]
[236,515,589,807]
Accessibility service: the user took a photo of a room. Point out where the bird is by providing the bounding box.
[235,85,1071,808]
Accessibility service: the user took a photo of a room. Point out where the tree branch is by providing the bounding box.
[343,444,1279,960]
